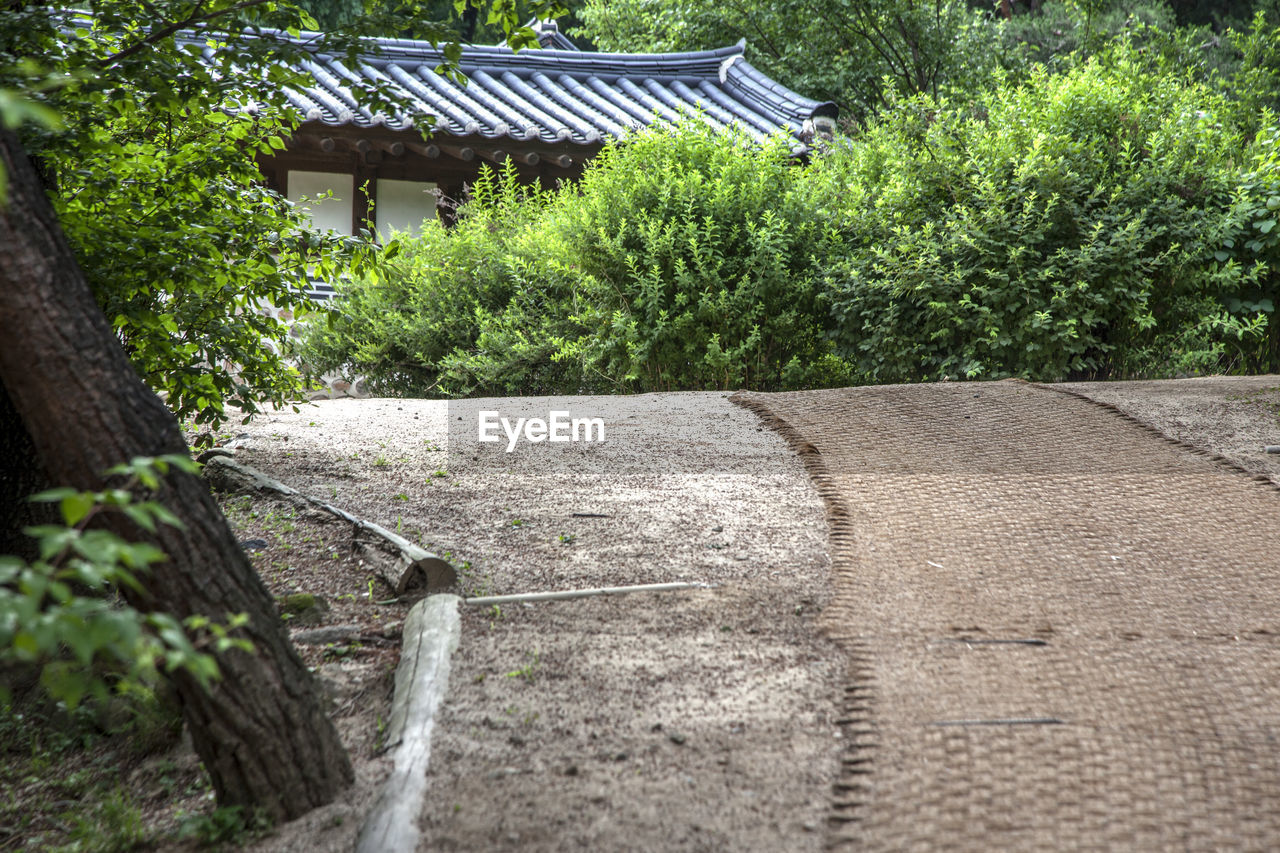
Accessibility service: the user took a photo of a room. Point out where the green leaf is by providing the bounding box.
[31,527,77,562]
[146,502,185,530]
[59,492,96,527]
[0,556,23,584]
[12,631,40,659]
[117,542,167,568]
[40,663,91,709]
[28,487,77,504]
[0,90,64,132]
[160,453,200,475]
[123,503,158,533]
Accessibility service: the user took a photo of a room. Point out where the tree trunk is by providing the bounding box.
[0,127,353,820]
[0,381,51,560]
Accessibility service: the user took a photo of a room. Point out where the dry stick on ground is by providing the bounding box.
[464,582,711,606]
[202,455,457,595]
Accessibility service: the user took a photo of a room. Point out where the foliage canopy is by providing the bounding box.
[10,0,1280,406]
[0,0,562,428]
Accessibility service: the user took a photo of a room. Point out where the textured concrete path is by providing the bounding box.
[737,381,1280,851]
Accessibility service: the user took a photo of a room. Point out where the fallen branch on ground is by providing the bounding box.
[464,581,711,606]
[202,454,457,595]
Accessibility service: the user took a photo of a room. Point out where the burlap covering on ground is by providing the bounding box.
[735,380,1280,852]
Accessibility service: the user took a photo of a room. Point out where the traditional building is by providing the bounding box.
[255,21,837,241]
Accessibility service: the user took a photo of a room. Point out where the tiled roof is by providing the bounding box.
[217,27,836,150]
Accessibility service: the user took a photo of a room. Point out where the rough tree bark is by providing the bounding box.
[0,127,353,820]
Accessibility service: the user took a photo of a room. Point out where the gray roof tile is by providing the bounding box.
[258,29,835,148]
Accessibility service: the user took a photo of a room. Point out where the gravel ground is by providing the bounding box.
[230,392,842,852]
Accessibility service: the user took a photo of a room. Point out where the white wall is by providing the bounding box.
[375,179,438,241]
[287,170,354,235]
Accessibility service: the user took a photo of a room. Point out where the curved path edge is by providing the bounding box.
[735,380,1280,851]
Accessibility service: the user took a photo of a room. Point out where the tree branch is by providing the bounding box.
[722,0,785,60]
[824,3,911,89]
[94,0,278,70]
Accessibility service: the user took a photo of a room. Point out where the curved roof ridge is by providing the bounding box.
[375,44,746,77]
[212,27,834,151]
[723,55,836,119]
[254,27,745,73]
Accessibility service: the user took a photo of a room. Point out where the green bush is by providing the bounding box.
[1208,123,1280,371]
[1224,11,1280,140]
[302,126,848,396]
[299,165,586,397]
[296,166,578,399]
[811,54,1263,381]
[305,45,1280,395]
[551,125,846,391]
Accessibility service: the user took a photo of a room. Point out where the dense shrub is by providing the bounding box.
[1212,124,1280,370]
[305,40,1280,397]
[550,125,847,391]
[302,125,847,395]
[299,167,585,397]
[1225,11,1280,138]
[808,54,1267,381]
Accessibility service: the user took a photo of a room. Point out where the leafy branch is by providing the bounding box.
[0,455,251,709]
[92,0,278,70]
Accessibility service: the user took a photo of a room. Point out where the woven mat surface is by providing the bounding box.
[736,381,1280,851]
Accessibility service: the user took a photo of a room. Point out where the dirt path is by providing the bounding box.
[231,393,841,852]
[225,376,1280,851]
[737,379,1280,850]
